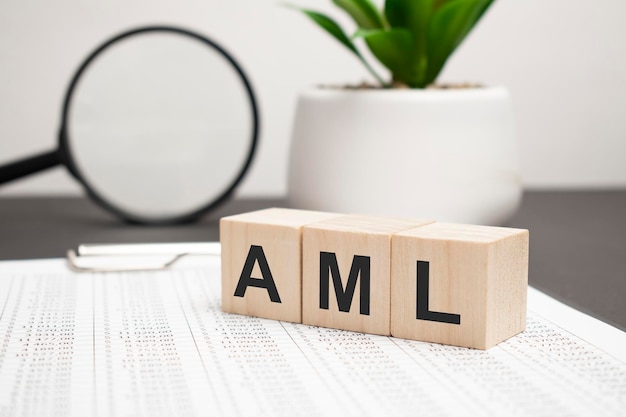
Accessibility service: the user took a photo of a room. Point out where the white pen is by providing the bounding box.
[67,242,221,273]
[77,242,221,256]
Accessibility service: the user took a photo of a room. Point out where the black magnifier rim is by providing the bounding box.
[59,25,259,224]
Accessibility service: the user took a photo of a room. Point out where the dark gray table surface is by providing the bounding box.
[0,191,625,331]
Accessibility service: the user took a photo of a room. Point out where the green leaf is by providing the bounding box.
[354,28,413,84]
[333,0,386,29]
[384,0,434,87]
[385,0,433,31]
[425,0,493,85]
[286,5,387,85]
[299,8,361,56]
[433,0,453,11]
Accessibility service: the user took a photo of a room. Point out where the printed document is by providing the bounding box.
[0,254,624,416]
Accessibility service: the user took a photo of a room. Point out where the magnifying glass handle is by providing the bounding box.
[0,150,61,185]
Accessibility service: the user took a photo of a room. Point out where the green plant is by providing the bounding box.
[290,0,494,88]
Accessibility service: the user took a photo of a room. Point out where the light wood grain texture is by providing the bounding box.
[220,208,340,323]
[302,215,433,336]
[391,223,529,349]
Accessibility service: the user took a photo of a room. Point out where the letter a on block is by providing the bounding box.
[234,245,281,303]
[221,208,341,323]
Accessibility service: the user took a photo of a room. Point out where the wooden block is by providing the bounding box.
[302,215,434,336]
[220,208,340,323]
[391,223,529,349]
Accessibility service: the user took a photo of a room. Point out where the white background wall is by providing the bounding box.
[1,0,625,197]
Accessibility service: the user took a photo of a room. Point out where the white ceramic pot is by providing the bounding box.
[287,86,521,225]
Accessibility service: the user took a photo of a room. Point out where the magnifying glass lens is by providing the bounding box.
[67,31,254,221]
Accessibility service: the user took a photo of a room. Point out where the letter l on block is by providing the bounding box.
[391,223,529,349]
[417,260,460,324]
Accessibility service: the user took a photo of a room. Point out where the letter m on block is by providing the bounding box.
[319,252,370,315]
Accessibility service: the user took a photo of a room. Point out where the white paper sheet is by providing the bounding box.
[0,255,624,417]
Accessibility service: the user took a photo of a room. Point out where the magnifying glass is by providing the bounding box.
[0,26,259,224]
